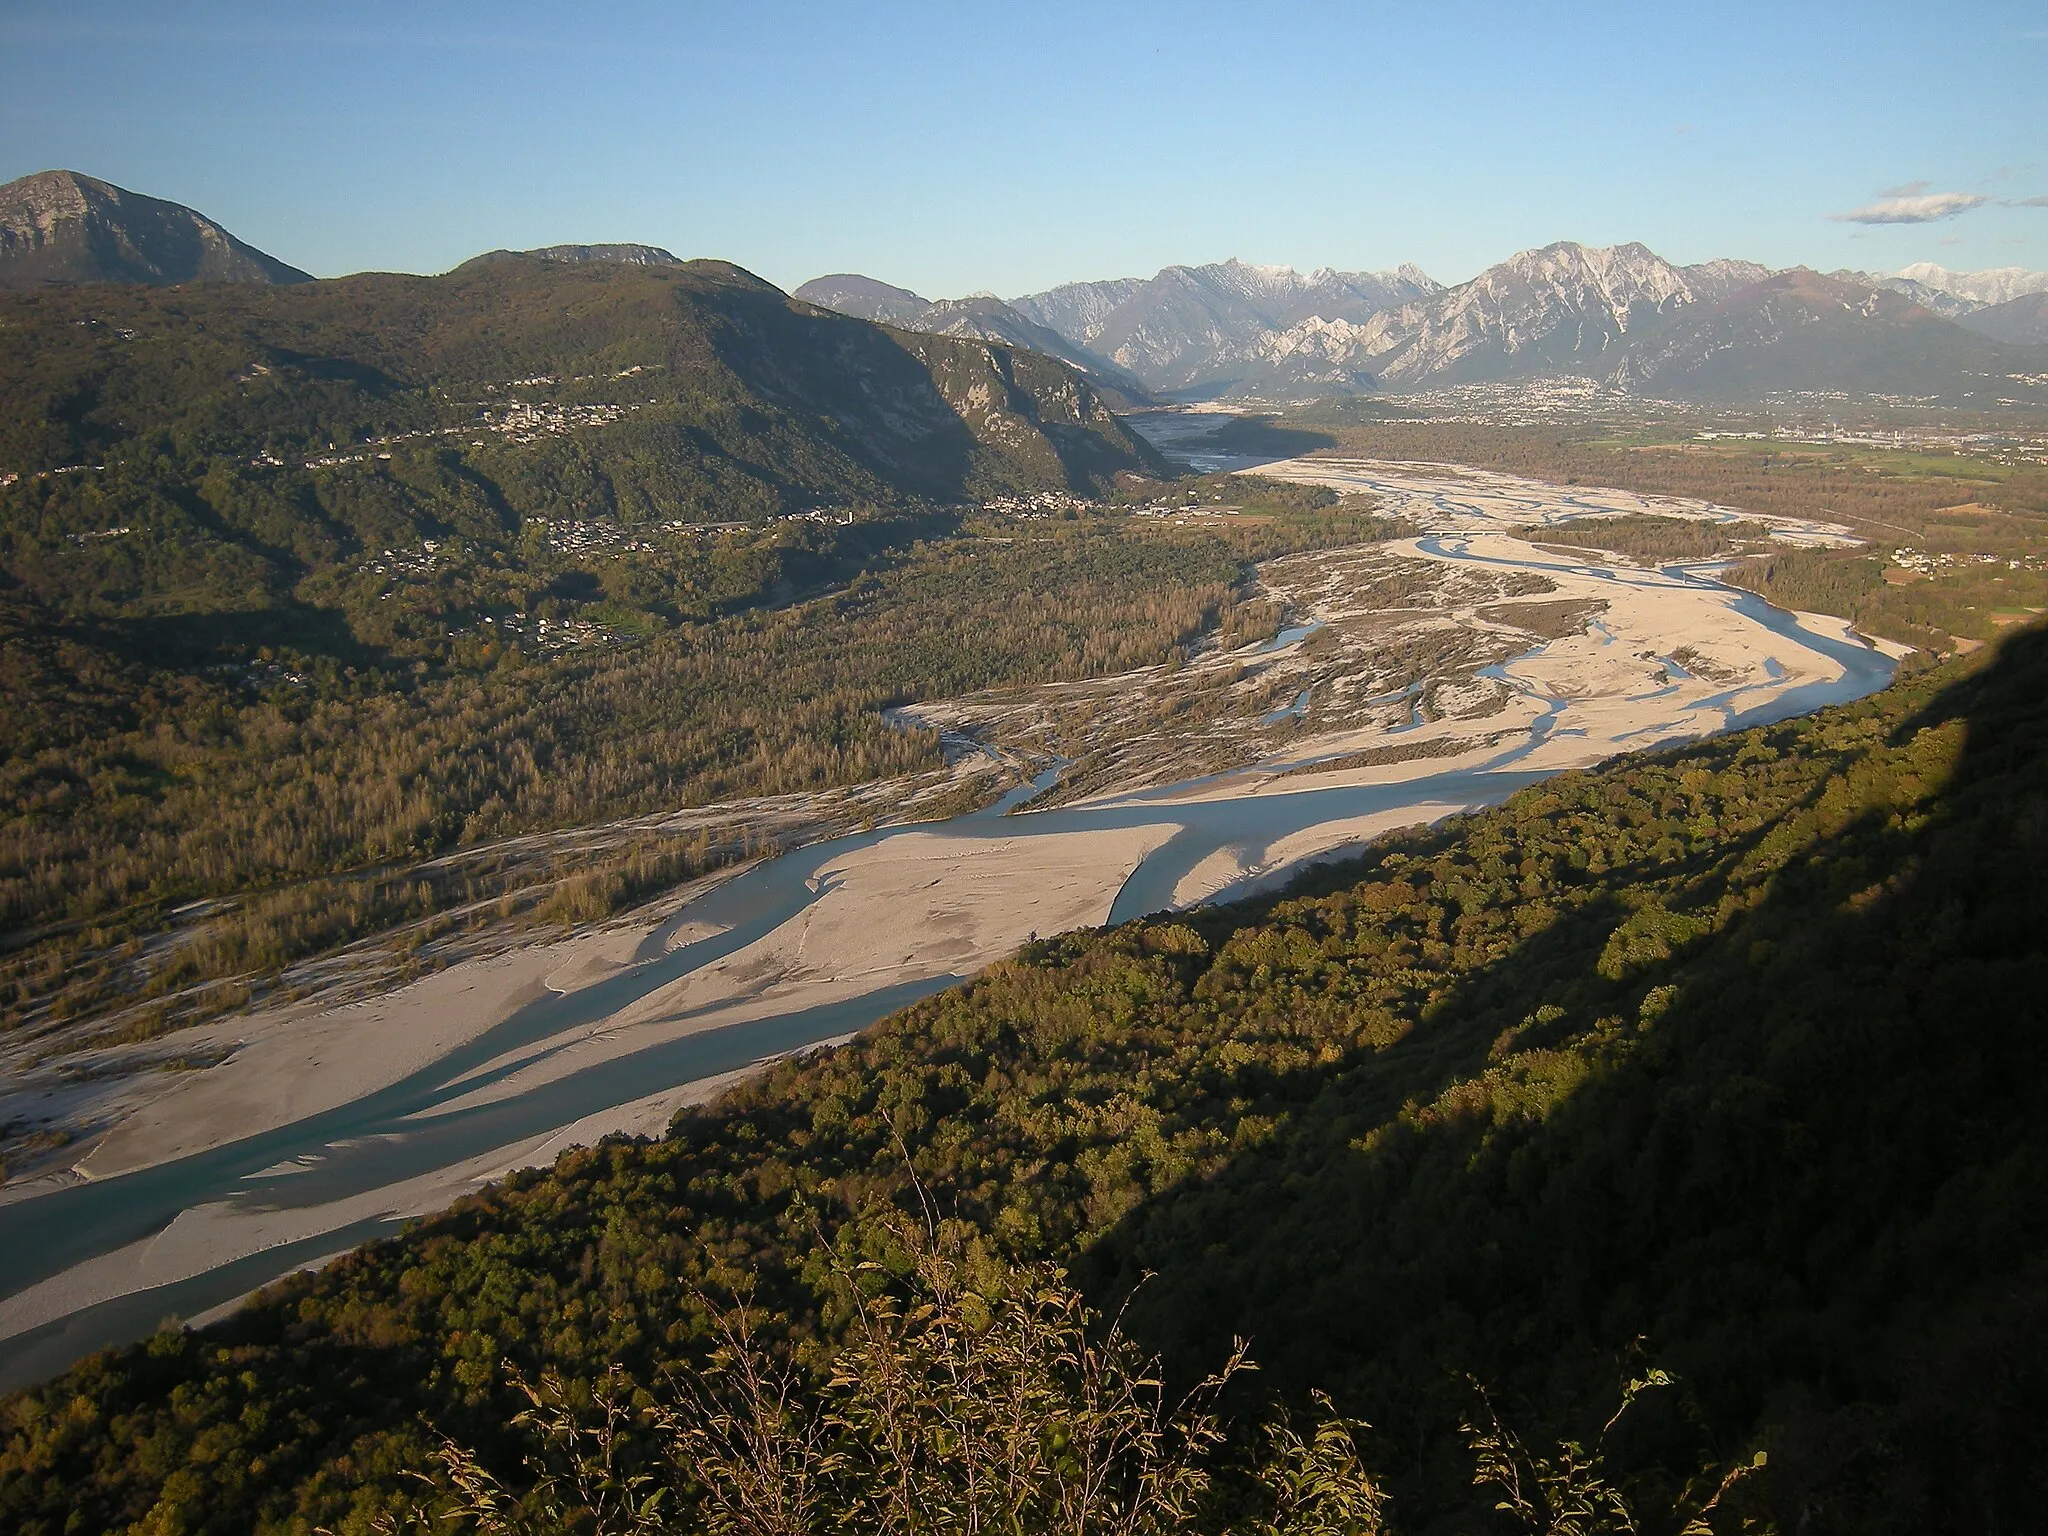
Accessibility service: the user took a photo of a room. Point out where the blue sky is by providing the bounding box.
[3,0,2044,295]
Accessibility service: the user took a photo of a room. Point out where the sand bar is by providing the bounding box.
[1,458,1898,1367]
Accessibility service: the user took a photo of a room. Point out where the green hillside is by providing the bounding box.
[0,254,1159,604]
[0,257,1191,1032]
[0,254,1164,692]
[5,623,2043,1534]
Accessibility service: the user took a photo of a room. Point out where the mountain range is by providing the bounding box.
[797,262,1444,402]
[792,274,1157,406]
[5,168,2046,410]
[804,258,1451,401]
[1328,242,1765,389]
[1009,258,1444,397]
[0,251,1161,512]
[1820,263,2048,329]
[1954,292,2048,348]
[805,246,2048,405]
[1895,262,2048,308]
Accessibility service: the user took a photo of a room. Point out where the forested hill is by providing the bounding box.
[0,252,1169,1038]
[7,627,2045,1535]
[0,252,1163,700]
[0,252,1161,541]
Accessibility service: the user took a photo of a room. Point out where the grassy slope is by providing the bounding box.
[5,624,2044,1534]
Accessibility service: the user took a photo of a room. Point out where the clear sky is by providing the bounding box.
[3,0,2043,296]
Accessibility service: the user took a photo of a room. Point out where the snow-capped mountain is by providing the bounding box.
[1895,264,2048,309]
[1823,269,1980,320]
[1010,258,1443,396]
[1349,242,1763,387]
[1824,265,2048,324]
[801,244,2048,407]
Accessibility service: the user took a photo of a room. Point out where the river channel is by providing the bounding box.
[0,505,1899,1392]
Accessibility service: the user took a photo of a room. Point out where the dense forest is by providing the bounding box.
[6,617,2043,1534]
[2,496,1393,1042]
[8,262,1427,1038]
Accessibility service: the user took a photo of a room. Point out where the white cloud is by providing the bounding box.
[1880,179,1931,198]
[1829,191,1990,224]
[2017,196,2048,208]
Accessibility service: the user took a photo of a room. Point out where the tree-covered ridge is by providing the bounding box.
[6,628,2042,1534]
[0,256,1158,499]
[0,256,1164,688]
[3,505,1383,1040]
[0,257,1192,1036]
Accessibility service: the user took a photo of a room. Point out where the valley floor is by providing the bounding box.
[0,459,1902,1387]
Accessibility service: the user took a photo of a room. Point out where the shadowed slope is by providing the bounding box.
[4,633,2044,1534]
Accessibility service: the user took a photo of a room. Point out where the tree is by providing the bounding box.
[418,1217,1389,1536]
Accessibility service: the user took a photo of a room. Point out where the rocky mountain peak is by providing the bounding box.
[1485,240,1693,310]
[524,243,682,266]
[1681,257,1773,303]
[0,169,312,288]
[1348,241,1738,389]
[790,273,1155,404]
[1896,263,2048,308]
